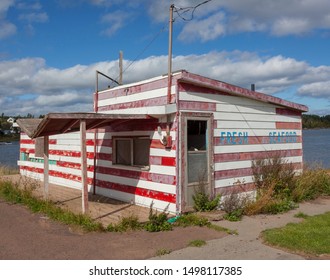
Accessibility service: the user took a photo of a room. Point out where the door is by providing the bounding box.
[182,114,213,210]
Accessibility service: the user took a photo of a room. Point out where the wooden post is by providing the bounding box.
[80,120,88,214]
[43,136,49,199]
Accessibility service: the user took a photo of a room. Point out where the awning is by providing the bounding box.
[17,112,153,139]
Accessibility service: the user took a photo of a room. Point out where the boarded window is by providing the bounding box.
[35,137,44,157]
[114,137,150,167]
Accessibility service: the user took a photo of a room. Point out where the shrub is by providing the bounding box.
[144,202,173,232]
[192,181,221,212]
[221,192,249,221]
[292,167,330,202]
[107,214,142,232]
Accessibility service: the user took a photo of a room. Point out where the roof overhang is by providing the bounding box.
[17,112,153,139]
[178,71,309,112]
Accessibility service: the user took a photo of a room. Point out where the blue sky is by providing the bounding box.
[1,0,330,116]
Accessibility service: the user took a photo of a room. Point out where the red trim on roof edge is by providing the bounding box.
[178,70,308,112]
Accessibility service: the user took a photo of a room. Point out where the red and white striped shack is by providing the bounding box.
[17,70,308,214]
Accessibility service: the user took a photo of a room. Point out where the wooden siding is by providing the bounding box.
[178,82,304,194]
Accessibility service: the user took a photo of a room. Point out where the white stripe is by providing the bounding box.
[96,173,176,194]
[214,112,301,122]
[149,165,176,176]
[215,143,302,153]
[150,148,176,157]
[180,90,273,107]
[99,105,177,115]
[216,121,276,129]
[99,87,167,107]
[215,176,255,188]
[215,156,303,171]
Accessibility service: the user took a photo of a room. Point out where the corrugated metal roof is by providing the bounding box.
[17,112,152,139]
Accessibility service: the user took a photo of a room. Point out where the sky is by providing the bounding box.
[1,0,330,116]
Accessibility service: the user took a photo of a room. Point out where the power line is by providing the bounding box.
[174,0,212,21]
[111,0,213,86]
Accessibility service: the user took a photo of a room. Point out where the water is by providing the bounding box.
[0,129,329,168]
[0,141,20,167]
[302,129,330,169]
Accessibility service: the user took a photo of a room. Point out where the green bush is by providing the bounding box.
[292,168,330,202]
[144,203,173,232]
[193,187,221,212]
[174,213,210,227]
[107,214,142,232]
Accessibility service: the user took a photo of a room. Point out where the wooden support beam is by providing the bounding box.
[80,120,88,214]
[43,135,49,199]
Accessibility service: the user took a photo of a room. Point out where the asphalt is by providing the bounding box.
[151,196,330,260]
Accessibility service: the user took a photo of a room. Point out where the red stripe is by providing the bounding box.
[95,180,176,204]
[96,166,176,185]
[178,83,231,96]
[161,156,176,166]
[149,156,176,166]
[276,108,302,116]
[57,161,94,172]
[215,149,302,162]
[276,122,301,129]
[19,166,93,184]
[215,162,302,180]
[48,150,94,159]
[86,139,112,146]
[179,101,216,111]
[215,183,256,195]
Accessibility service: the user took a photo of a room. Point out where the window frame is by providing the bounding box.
[113,136,151,169]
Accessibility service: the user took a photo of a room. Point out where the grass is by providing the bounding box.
[0,165,19,176]
[0,179,104,232]
[188,239,206,247]
[155,248,172,256]
[262,212,330,256]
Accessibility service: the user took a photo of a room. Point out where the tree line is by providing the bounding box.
[302,114,330,129]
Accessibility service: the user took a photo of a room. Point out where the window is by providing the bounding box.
[114,137,150,167]
[187,120,208,184]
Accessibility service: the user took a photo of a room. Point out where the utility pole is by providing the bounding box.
[167,4,174,104]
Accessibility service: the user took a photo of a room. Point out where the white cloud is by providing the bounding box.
[100,11,132,36]
[145,0,330,41]
[0,21,16,39]
[19,12,48,23]
[1,51,330,115]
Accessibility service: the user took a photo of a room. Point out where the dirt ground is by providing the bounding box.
[0,199,227,260]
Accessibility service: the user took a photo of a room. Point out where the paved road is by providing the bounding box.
[152,197,330,260]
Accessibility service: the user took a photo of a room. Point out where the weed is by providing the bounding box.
[188,239,206,247]
[221,192,249,221]
[0,179,104,232]
[193,184,220,212]
[174,213,210,227]
[0,165,19,176]
[294,212,309,219]
[155,248,172,256]
[144,202,173,232]
[107,214,142,232]
[292,167,330,202]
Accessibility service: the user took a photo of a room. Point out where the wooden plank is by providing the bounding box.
[80,120,88,214]
[43,135,49,199]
